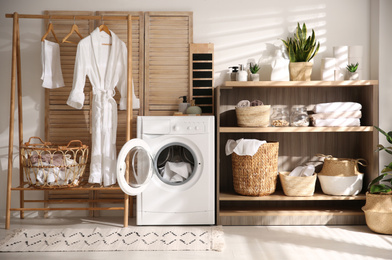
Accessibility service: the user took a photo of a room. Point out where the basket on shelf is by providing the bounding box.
[231,142,279,196]
[235,105,271,127]
[20,137,89,189]
[279,172,317,197]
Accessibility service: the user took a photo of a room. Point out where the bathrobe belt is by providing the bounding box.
[94,88,118,144]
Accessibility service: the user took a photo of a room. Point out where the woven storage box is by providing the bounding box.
[20,137,89,189]
[235,105,270,127]
[318,157,367,176]
[279,172,317,197]
[231,142,279,196]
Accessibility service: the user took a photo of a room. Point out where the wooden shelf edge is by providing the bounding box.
[222,80,378,88]
[219,208,364,217]
[219,191,366,201]
[11,183,123,191]
[219,126,374,133]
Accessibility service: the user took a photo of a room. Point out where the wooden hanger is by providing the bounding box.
[99,24,111,37]
[62,18,83,44]
[41,22,60,44]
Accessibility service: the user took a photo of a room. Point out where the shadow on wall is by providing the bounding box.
[209,4,327,86]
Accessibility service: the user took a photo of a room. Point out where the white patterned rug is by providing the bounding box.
[0,226,224,252]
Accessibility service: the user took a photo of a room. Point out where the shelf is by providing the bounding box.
[219,207,364,217]
[11,182,123,191]
[220,191,366,201]
[219,126,374,133]
[222,80,378,89]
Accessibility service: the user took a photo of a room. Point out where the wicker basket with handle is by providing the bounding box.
[20,137,89,189]
[231,142,279,196]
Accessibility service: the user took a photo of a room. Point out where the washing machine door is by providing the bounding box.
[116,139,154,196]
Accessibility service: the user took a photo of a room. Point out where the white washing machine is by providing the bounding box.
[117,116,215,225]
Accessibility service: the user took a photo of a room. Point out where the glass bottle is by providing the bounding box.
[270,105,289,127]
[290,105,309,127]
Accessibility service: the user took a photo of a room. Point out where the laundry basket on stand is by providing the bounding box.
[231,142,279,196]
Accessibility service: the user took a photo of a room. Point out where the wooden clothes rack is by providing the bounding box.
[5,12,138,229]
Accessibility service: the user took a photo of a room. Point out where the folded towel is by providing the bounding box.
[309,111,362,120]
[313,102,362,113]
[312,118,360,127]
[237,100,250,107]
[225,139,266,156]
[250,100,264,106]
[41,40,65,89]
[289,165,315,177]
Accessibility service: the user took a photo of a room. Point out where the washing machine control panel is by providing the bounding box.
[172,121,205,134]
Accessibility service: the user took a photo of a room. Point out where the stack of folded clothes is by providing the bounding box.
[310,102,362,127]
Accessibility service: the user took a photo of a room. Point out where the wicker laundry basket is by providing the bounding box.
[231,142,279,196]
[235,105,270,127]
[20,137,89,189]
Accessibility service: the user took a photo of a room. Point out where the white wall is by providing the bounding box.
[0,0,385,219]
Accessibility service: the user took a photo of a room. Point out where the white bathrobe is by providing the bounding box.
[67,28,128,186]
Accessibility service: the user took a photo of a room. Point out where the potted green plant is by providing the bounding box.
[282,23,320,81]
[346,62,359,80]
[249,63,260,81]
[362,126,392,234]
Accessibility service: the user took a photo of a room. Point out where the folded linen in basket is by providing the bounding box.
[162,162,192,183]
[309,110,362,120]
[236,100,250,107]
[225,138,266,156]
[312,118,360,127]
[313,102,362,113]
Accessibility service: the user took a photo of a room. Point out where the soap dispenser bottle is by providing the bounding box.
[237,64,248,81]
[178,96,190,113]
[229,66,239,81]
[186,100,202,115]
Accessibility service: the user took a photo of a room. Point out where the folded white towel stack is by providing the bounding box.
[310,102,362,127]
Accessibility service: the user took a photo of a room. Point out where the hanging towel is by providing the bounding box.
[41,40,65,89]
[162,162,192,183]
[225,139,266,156]
[312,118,360,127]
[312,102,362,113]
[309,111,362,120]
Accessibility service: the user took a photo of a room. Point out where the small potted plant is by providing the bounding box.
[249,63,260,81]
[282,22,320,81]
[362,126,392,234]
[346,62,359,80]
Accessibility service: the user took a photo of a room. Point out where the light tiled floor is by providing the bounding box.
[1,217,391,260]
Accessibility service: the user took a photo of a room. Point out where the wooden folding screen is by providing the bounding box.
[144,12,193,115]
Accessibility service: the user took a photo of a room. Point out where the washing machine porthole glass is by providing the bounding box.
[125,146,152,188]
[155,143,198,186]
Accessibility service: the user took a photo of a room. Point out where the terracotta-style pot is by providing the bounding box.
[362,192,392,234]
[289,62,313,81]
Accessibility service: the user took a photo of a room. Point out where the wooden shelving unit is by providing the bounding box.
[216,80,379,225]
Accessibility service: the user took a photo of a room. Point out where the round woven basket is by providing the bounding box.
[318,157,367,176]
[279,172,317,197]
[235,105,270,127]
[362,192,392,234]
[231,142,279,196]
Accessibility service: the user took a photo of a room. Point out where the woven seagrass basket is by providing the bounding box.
[231,142,279,196]
[20,137,89,189]
[235,105,270,127]
[318,156,367,176]
[279,172,317,197]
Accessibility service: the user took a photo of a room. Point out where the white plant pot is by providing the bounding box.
[318,174,363,196]
[346,71,359,80]
[250,73,259,81]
